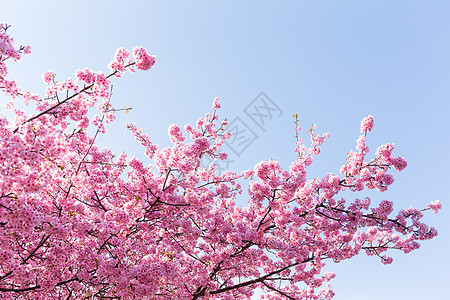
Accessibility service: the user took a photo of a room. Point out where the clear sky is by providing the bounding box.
[2,1,449,299]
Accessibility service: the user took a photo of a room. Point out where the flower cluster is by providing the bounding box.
[0,25,32,100]
[360,115,374,133]
[109,47,132,74]
[132,46,156,71]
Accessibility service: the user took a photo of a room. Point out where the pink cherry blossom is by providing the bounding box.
[360,115,374,133]
[427,200,442,214]
[0,24,440,300]
[132,46,156,71]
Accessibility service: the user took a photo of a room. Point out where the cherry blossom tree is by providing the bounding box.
[0,24,441,300]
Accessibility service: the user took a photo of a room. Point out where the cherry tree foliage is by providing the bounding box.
[0,25,441,299]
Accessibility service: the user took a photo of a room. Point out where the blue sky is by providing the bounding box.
[2,1,449,299]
